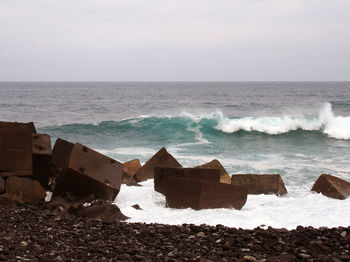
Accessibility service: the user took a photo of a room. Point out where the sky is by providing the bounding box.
[0,0,349,81]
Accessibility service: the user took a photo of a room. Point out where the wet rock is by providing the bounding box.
[311,174,350,200]
[6,176,46,204]
[71,200,128,223]
[163,177,247,210]
[267,254,296,262]
[132,204,142,210]
[52,143,122,201]
[154,167,220,195]
[32,134,52,190]
[122,159,141,185]
[50,138,75,178]
[195,159,231,184]
[134,147,181,182]
[0,176,5,193]
[231,174,287,196]
[0,122,33,176]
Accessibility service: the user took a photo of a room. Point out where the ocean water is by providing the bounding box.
[1,81,350,229]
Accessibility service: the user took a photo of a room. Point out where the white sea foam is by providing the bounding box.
[213,103,350,140]
[115,179,350,229]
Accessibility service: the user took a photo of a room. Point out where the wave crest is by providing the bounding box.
[213,103,350,140]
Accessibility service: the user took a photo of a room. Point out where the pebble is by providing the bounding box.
[243,255,256,261]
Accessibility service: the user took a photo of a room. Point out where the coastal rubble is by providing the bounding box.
[231,174,288,196]
[134,147,182,182]
[195,159,231,184]
[52,143,123,201]
[122,159,141,185]
[154,166,220,195]
[311,173,350,200]
[163,177,247,210]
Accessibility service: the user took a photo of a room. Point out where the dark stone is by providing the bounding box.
[72,200,129,222]
[50,138,75,178]
[0,176,5,193]
[32,134,52,190]
[0,122,33,176]
[5,176,46,204]
[154,167,220,195]
[231,174,288,196]
[52,143,122,201]
[134,147,181,182]
[163,177,247,210]
[311,174,350,200]
[131,204,142,210]
[0,194,15,206]
[267,254,296,262]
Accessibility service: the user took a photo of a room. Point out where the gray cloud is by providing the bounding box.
[0,0,349,81]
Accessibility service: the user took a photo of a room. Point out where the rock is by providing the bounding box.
[196,232,205,237]
[0,120,36,133]
[163,177,247,210]
[154,167,220,195]
[231,174,287,196]
[0,194,15,206]
[122,159,141,185]
[243,255,256,261]
[52,143,123,201]
[267,254,296,262]
[195,159,231,184]
[131,204,142,210]
[6,176,46,204]
[311,174,350,200]
[0,176,5,193]
[32,134,52,190]
[72,200,128,222]
[0,122,33,176]
[134,147,181,182]
[50,138,75,178]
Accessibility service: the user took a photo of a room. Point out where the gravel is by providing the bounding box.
[0,204,349,261]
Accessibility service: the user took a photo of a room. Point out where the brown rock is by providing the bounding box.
[32,134,52,190]
[0,121,36,133]
[6,176,46,204]
[50,138,75,178]
[0,176,5,193]
[134,147,181,182]
[0,194,16,206]
[267,254,296,262]
[154,167,220,195]
[311,174,350,200]
[72,200,129,222]
[52,143,123,201]
[195,159,231,184]
[231,174,287,196]
[163,177,247,210]
[0,122,33,176]
[122,159,141,185]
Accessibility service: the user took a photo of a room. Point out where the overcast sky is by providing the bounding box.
[0,0,349,81]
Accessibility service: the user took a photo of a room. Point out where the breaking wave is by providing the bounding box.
[40,103,350,141]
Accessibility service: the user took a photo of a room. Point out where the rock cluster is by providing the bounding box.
[1,204,349,261]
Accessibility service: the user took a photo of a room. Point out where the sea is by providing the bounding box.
[1,81,350,229]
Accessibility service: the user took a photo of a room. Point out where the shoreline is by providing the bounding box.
[1,205,349,261]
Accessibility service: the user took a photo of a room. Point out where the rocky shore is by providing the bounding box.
[1,205,349,262]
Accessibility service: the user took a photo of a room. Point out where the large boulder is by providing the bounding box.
[195,159,231,184]
[0,121,36,133]
[32,134,52,190]
[50,138,75,178]
[154,167,220,195]
[163,177,247,210]
[0,122,33,176]
[134,147,182,182]
[311,174,350,200]
[52,143,123,201]
[5,176,46,204]
[231,174,287,196]
[122,159,141,185]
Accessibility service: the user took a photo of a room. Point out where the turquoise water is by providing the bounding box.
[1,82,350,187]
